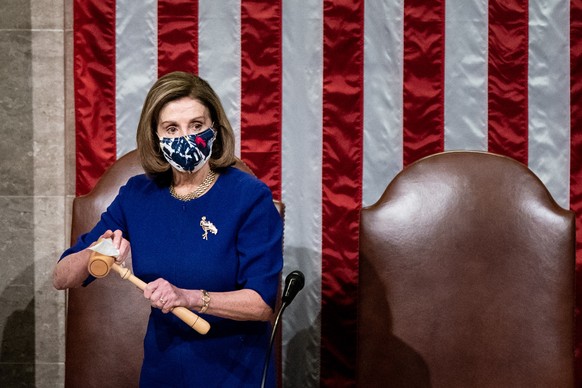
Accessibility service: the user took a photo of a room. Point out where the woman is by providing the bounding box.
[53,71,283,387]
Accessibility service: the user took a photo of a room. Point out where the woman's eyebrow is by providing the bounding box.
[159,119,177,126]
[192,115,209,121]
[189,116,206,122]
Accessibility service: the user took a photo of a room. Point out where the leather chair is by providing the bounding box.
[357,151,575,387]
[65,150,283,387]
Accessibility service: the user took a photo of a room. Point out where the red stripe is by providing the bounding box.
[570,0,582,384]
[158,0,199,76]
[320,1,364,386]
[402,0,445,166]
[240,1,283,199]
[487,0,529,164]
[73,0,117,196]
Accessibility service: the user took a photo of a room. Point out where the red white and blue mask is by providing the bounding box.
[159,127,216,173]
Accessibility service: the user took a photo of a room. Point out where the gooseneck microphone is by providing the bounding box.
[281,270,305,305]
[260,271,305,388]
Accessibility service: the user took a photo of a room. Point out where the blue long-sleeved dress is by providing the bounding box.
[61,166,284,387]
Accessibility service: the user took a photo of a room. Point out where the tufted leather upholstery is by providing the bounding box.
[65,150,283,387]
[357,151,575,387]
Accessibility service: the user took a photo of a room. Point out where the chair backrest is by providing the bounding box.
[65,150,283,387]
[357,151,575,387]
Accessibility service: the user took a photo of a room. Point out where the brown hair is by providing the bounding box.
[136,71,236,184]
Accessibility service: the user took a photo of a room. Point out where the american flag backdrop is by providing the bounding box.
[73,0,582,386]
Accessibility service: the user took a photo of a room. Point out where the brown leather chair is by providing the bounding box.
[357,151,575,387]
[65,150,283,387]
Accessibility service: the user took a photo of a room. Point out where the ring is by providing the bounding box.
[159,298,165,304]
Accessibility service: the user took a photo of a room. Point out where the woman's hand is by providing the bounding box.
[144,279,273,321]
[144,278,190,314]
[97,229,130,265]
[54,229,131,290]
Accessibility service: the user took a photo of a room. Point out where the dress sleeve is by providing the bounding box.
[59,178,133,285]
[236,182,284,309]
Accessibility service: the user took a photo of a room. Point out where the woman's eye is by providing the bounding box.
[191,123,205,133]
[165,126,178,134]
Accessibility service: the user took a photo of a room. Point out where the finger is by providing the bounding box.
[116,256,126,265]
[97,230,112,241]
[143,282,156,299]
[115,246,127,263]
[148,287,164,303]
[160,296,176,313]
[154,291,168,304]
[118,239,130,261]
[159,297,169,309]
[144,278,171,301]
[154,296,171,313]
[111,230,123,249]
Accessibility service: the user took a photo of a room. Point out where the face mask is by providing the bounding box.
[159,127,216,173]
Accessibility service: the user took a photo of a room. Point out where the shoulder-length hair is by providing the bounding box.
[136,71,236,185]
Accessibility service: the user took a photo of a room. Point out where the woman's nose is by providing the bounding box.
[175,127,194,137]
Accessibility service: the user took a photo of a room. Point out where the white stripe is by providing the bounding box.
[444,0,488,151]
[362,0,405,207]
[115,0,158,157]
[281,1,323,387]
[528,0,570,209]
[198,0,242,157]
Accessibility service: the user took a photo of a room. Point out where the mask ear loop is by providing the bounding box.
[209,122,218,141]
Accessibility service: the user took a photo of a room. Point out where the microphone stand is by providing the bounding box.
[260,271,304,388]
[260,299,289,388]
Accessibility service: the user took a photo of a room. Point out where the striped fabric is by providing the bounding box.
[74,0,582,386]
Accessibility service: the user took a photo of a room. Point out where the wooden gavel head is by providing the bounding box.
[88,252,115,278]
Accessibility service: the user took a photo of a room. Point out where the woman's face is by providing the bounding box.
[156,97,212,139]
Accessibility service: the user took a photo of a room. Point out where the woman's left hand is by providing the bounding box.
[143,278,188,314]
[144,280,273,321]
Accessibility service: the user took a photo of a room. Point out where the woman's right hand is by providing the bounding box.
[97,229,131,265]
[53,229,131,290]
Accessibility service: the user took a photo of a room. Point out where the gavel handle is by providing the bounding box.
[110,263,211,335]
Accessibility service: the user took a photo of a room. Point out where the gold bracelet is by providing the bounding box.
[200,290,210,313]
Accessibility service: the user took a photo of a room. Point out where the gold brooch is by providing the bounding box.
[200,216,218,240]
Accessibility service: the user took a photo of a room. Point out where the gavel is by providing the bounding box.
[88,250,210,335]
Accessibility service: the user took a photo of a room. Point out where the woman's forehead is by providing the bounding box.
[159,97,209,121]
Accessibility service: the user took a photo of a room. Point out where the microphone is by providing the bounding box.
[281,270,305,305]
[261,270,305,388]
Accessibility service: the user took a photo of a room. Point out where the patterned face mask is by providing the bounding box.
[159,127,216,173]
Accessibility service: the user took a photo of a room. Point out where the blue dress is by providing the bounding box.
[62,167,284,387]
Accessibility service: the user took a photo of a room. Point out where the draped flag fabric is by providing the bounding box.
[74,0,582,386]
